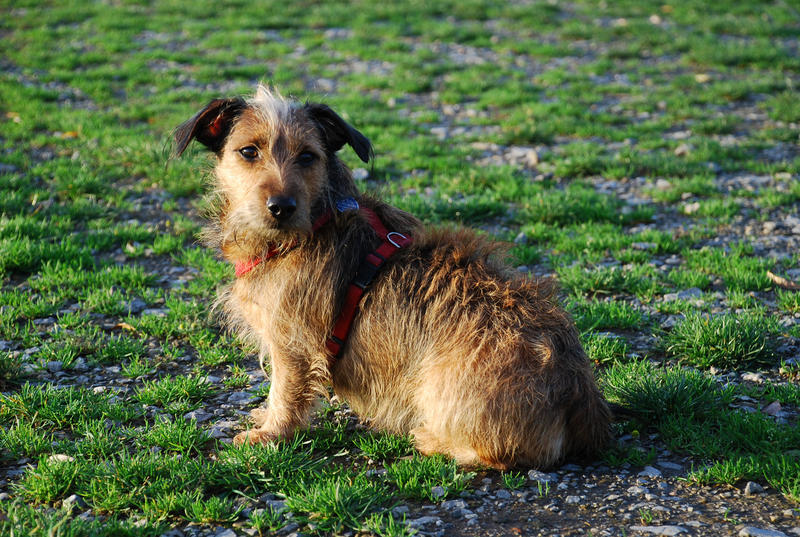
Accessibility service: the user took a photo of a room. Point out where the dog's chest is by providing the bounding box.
[230,275,287,342]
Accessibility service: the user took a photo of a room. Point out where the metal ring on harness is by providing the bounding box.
[386,232,408,248]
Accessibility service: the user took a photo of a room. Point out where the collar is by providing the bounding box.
[233,197,358,277]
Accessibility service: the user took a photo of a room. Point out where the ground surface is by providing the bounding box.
[1,1,800,536]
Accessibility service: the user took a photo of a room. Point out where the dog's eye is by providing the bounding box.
[238,146,259,161]
[297,151,317,167]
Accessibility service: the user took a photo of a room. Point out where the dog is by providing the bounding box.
[175,85,610,469]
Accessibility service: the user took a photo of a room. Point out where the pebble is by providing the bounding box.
[440,499,467,511]
[495,489,512,500]
[183,409,212,423]
[407,515,442,529]
[744,481,764,495]
[655,179,672,190]
[741,372,764,383]
[656,461,683,471]
[627,485,649,496]
[638,466,663,478]
[565,495,582,504]
[431,486,446,500]
[46,361,63,373]
[228,391,256,404]
[211,529,237,537]
[630,525,687,536]
[62,494,88,510]
[47,454,76,464]
[528,470,558,483]
[762,401,782,417]
[126,298,147,314]
[739,528,787,537]
[674,143,692,156]
[264,499,286,513]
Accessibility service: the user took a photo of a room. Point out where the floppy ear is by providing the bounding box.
[174,98,247,156]
[304,103,373,163]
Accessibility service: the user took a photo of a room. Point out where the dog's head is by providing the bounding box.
[175,86,371,258]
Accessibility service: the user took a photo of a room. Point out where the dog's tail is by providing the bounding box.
[562,363,614,460]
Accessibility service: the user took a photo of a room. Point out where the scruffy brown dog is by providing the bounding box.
[175,86,610,469]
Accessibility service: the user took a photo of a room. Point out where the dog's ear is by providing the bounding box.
[305,103,373,163]
[174,98,247,156]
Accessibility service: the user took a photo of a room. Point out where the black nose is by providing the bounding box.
[267,196,297,220]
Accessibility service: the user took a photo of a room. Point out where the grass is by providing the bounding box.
[2,0,799,534]
[661,312,780,369]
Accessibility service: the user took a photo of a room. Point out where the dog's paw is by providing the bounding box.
[233,429,277,447]
[249,407,271,427]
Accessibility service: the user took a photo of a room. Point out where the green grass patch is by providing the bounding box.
[661,312,780,370]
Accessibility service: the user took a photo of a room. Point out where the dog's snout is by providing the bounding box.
[267,196,297,220]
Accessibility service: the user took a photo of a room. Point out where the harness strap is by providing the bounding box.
[325,207,412,359]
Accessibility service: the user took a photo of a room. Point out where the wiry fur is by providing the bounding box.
[176,85,611,469]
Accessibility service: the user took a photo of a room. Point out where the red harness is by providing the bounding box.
[233,202,412,362]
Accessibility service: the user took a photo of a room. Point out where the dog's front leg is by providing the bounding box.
[233,349,318,446]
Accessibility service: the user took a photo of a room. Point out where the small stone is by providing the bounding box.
[228,391,256,404]
[440,499,466,511]
[677,287,703,300]
[62,494,87,510]
[683,201,700,215]
[47,454,76,464]
[739,527,787,537]
[744,481,765,495]
[46,361,63,373]
[211,529,237,537]
[656,461,683,471]
[565,495,581,504]
[430,127,448,140]
[632,242,657,251]
[674,143,691,156]
[638,466,663,478]
[528,470,557,483]
[762,401,782,417]
[514,232,528,245]
[431,486,446,500]
[264,499,286,513]
[742,372,764,383]
[630,525,687,536]
[183,409,212,423]
[655,179,672,191]
[495,489,512,500]
[407,515,442,529]
[126,298,147,314]
[0,493,10,501]
[627,485,649,496]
